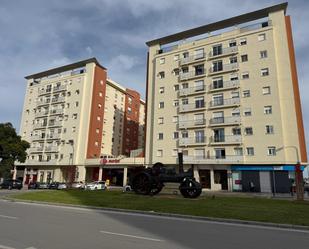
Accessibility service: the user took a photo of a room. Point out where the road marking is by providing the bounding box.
[0,214,18,220]
[100,230,164,242]
[0,244,16,249]
[25,247,37,249]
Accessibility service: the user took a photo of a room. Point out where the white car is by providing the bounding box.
[57,183,67,190]
[71,181,85,189]
[85,181,107,191]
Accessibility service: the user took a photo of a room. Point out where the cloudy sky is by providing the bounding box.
[0,1,308,157]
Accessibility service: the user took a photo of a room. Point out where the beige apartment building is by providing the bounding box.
[17,58,145,186]
[145,3,307,192]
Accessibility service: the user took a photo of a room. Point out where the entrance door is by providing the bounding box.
[199,170,210,189]
[214,170,228,190]
[259,171,271,193]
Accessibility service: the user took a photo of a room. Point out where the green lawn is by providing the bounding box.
[11,190,309,226]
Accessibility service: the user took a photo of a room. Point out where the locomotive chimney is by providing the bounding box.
[178,152,184,173]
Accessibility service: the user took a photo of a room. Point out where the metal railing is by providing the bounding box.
[183,155,243,163]
[178,85,206,96]
[179,53,206,65]
[179,69,206,80]
[51,96,65,103]
[53,85,67,92]
[44,146,58,152]
[179,102,206,112]
[208,46,238,58]
[47,121,62,127]
[28,147,44,153]
[38,88,52,95]
[33,123,47,129]
[209,97,240,108]
[36,99,50,106]
[209,135,242,144]
[178,119,206,128]
[209,116,241,126]
[179,136,207,146]
[46,133,61,139]
[209,79,240,91]
[49,109,64,115]
[34,110,49,118]
[209,63,238,74]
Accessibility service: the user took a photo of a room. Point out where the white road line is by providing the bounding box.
[0,244,16,249]
[100,230,164,242]
[0,214,18,220]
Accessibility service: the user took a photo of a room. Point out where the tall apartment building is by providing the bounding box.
[145,3,307,192]
[18,58,145,184]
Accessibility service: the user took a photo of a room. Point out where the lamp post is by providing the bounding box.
[276,146,304,201]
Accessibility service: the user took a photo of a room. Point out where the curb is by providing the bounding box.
[3,196,309,231]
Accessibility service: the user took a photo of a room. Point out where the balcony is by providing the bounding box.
[38,88,52,96]
[209,135,242,145]
[44,146,58,152]
[46,133,61,140]
[208,46,238,59]
[53,85,67,92]
[179,69,206,81]
[28,147,44,153]
[179,103,206,113]
[178,119,206,129]
[208,63,239,75]
[51,96,65,104]
[209,116,241,127]
[178,85,206,97]
[179,53,206,66]
[183,155,243,164]
[48,121,62,127]
[34,110,49,118]
[209,80,240,92]
[33,123,47,129]
[49,109,64,115]
[208,98,240,109]
[36,99,50,106]
[179,136,207,147]
[31,135,46,141]
[26,159,58,165]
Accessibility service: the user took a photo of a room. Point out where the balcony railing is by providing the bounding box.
[209,79,240,91]
[51,96,65,103]
[53,85,67,92]
[179,136,207,146]
[179,53,206,66]
[209,98,240,108]
[183,155,243,164]
[46,133,61,139]
[26,159,58,165]
[179,69,206,81]
[38,88,52,96]
[209,116,241,126]
[208,63,238,75]
[178,119,206,129]
[44,146,58,152]
[178,85,206,96]
[47,121,62,127]
[49,109,64,115]
[179,103,206,113]
[33,123,47,129]
[36,99,50,106]
[209,135,242,144]
[208,46,238,59]
[31,135,45,141]
[28,147,44,153]
[34,110,49,118]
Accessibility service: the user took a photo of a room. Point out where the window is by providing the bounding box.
[264,106,272,114]
[73,114,78,119]
[158,133,163,140]
[174,55,179,61]
[183,52,189,58]
[195,96,205,108]
[182,131,188,138]
[230,56,237,64]
[261,68,269,76]
[158,71,165,79]
[258,33,266,41]
[241,54,248,62]
[243,108,252,116]
[212,44,222,56]
[260,50,268,58]
[159,87,164,94]
[231,91,239,98]
[195,130,205,143]
[182,98,188,105]
[212,94,223,106]
[213,60,223,72]
[195,48,204,59]
[243,90,250,98]
[262,86,271,95]
[172,149,178,157]
[182,82,189,89]
[173,132,179,139]
[245,127,253,135]
[174,84,179,91]
[97,115,101,121]
[99,92,103,97]
[96,128,100,134]
[159,102,164,109]
[157,150,163,157]
[173,100,179,107]
[212,77,223,89]
[242,72,249,79]
[159,58,165,64]
[246,147,254,156]
[172,116,178,123]
[234,147,243,156]
[173,68,179,76]
[75,90,80,95]
[232,110,240,116]
[158,117,164,124]
[268,146,276,156]
[194,80,204,91]
[75,101,79,107]
[229,40,237,47]
[232,127,241,135]
[240,38,247,45]
[72,126,76,133]
[195,64,204,75]
[266,125,274,134]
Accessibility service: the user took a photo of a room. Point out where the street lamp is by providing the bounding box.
[276,146,304,201]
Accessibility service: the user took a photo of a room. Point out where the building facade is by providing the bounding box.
[17,58,145,185]
[145,3,307,192]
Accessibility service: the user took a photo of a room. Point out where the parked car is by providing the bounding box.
[57,182,67,190]
[0,179,23,190]
[48,182,59,189]
[37,182,49,189]
[71,181,85,189]
[85,181,106,190]
[28,182,39,189]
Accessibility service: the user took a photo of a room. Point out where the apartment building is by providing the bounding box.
[145,3,307,193]
[17,58,145,185]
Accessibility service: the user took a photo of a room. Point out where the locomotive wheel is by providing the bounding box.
[132,172,152,195]
[179,178,202,198]
[150,183,163,195]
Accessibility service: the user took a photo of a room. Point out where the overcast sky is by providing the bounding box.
[0,0,308,163]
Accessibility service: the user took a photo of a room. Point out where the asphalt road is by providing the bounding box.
[0,192,309,249]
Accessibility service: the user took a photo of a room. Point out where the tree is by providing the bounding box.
[0,122,30,178]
